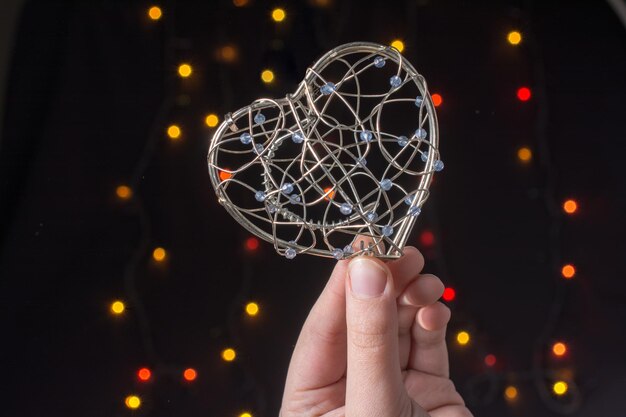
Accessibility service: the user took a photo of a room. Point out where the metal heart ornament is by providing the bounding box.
[207,42,442,260]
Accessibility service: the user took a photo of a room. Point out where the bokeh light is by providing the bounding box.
[205,114,219,127]
[222,348,236,362]
[152,247,167,262]
[517,147,532,163]
[219,169,233,181]
[217,45,238,63]
[456,331,470,346]
[561,264,576,279]
[507,31,522,45]
[504,385,518,400]
[442,287,456,302]
[484,354,496,367]
[183,368,197,381]
[116,185,132,200]
[137,367,151,382]
[517,87,532,101]
[271,8,286,22]
[390,39,405,52]
[563,199,578,214]
[553,381,568,395]
[324,186,336,200]
[245,302,259,317]
[148,6,162,21]
[178,63,192,78]
[261,69,275,83]
[167,125,181,139]
[245,237,259,251]
[420,230,435,247]
[239,413,253,417]
[125,395,141,409]
[233,0,249,7]
[552,342,567,357]
[431,93,442,107]
[111,300,125,315]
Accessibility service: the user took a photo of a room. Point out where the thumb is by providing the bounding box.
[345,257,408,417]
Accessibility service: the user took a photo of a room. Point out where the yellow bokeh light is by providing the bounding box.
[153,247,167,262]
[261,69,275,84]
[272,8,286,22]
[167,125,181,139]
[508,31,522,45]
[205,114,219,128]
[456,331,470,346]
[111,301,125,315]
[504,385,518,400]
[125,395,141,409]
[517,147,532,162]
[245,302,259,317]
[222,348,236,362]
[148,6,162,21]
[390,39,405,53]
[116,185,132,200]
[553,381,568,395]
[239,413,253,417]
[178,63,192,78]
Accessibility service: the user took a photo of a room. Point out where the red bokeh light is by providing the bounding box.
[484,354,497,367]
[420,230,435,247]
[431,93,443,107]
[137,367,151,382]
[442,287,456,302]
[183,368,197,381]
[245,237,260,251]
[517,87,531,101]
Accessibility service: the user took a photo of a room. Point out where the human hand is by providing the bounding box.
[280,239,472,417]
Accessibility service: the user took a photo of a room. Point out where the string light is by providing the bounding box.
[245,237,259,251]
[205,114,219,127]
[442,287,456,302]
[261,69,275,83]
[420,230,435,247]
[222,348,236,362]
[563,199,577,214]
[456,331,470,346]
[484,354,496,367]
[137,367,151,382]
[504,386,518,401]
[552,342,567,357]
[116,185,132,200]
[111,300,125,315]
[561,264,576,279]
[167,124,181,140]
[431,93,443,107]
[390,39,405,53]
[245,302,259,317]
[517,146,532,163]
[517,87,532,101]
[152,247,167,262]
[552,381,568,396]
[125,395,141,409]
[507,31,522,45]
[183,368,197,381]
[178,63,192,78]
[271,8,286,22]
[147,6,162,21]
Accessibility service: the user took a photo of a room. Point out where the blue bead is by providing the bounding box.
[267,203,278,214]
[404,194,414,205]
[380,178,392,191]
[240,132,252,144]
[390,75,402,88]
[365,211,377,222]
[254,143,264,154]
[292,131,304,144]
[434,160,444,171]
[285,247,297,259]
[359,130,373,142]
[282,182,294,194]
[343,244,354,255]
[397,135,409,147]
[340,203,352,215]
[421,152,428,162]
[374,56,386,68]
[255,190,266,202]
[332,248,344,260]
[382,225,394,236]
[415,96,423,107]
[415,128,427,139]
[320,82,336,95]
[357,157,367,167]
[289,194,301,204]
[254,113,266,124]
[408,206,421,217]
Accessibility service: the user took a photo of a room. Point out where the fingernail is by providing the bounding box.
[349,258,387,299]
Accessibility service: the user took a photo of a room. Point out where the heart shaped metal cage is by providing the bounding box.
[207,42,441,260]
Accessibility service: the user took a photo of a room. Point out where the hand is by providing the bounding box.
[280,239,472,417]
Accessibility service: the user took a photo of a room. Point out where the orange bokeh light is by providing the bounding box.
[324,187,336,200]
[431,93,443,107]
[138,367,151,381]
[219,169,233,181]
[552,342,567,357]
[183,368,197,381]
[561,264,576,279]
[563,199,577,214]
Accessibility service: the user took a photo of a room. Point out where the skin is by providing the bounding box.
[280,237,473,417]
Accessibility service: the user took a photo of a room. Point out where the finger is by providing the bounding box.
[398,304,418,369]
[398,274,445,307]
[388,246,425,297]
[429,405,474,417]
[403,371,465,412]
[408,302,451,377]
[283,259,348,393]
[345,257,409,416]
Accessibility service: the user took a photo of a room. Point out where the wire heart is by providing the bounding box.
[207,42,441,259]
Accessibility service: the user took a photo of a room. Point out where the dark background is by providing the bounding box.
[1,0,625,416]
